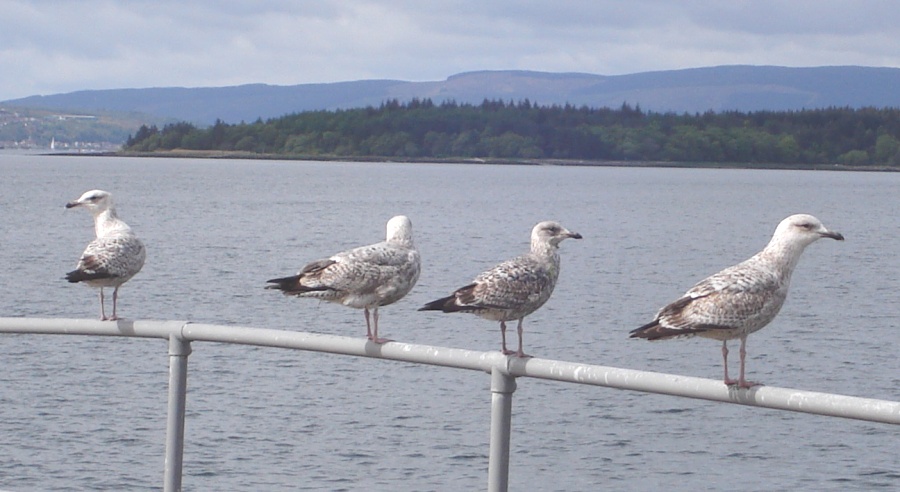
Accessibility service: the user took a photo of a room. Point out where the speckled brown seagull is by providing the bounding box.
[419,220,582,358]
[65,190,146,321]
[266,215,420,344]
[630,214,844,388]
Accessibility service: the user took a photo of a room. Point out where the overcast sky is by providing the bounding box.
[2,0,899,101]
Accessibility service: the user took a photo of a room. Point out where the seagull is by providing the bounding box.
[65,190,146,321]
[629,214,844,388]
[419,221,582,358]
[266,215,421,344]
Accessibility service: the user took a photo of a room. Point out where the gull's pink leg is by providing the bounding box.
[99,288,108,321]
[737,335,762,388]
[370,307,392,344]
[500,321,515,355]
[722,341,738,386]
[364,307,373,339]
[514,318,531,358]
[109,286,120,321]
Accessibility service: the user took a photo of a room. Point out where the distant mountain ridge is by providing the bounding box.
[5,65,900,125]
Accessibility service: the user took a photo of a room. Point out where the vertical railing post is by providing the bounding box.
[164,333,191,492]
[487,366,516,492]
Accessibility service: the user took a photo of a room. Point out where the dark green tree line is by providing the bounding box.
[124,100,900,166]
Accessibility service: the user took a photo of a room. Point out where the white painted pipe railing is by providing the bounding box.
[1,317,898,492]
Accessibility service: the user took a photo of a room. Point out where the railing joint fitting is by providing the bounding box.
[168,332,192,357]
[491,365,517,394]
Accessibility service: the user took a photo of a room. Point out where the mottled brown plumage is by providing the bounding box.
[420,220,582,357]
[267,215,420,343]
[630,214,844,388]
[66,190,146,321]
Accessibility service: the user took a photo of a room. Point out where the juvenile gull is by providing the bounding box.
[419,221,582,358]
[630,214,844,388]
[65,190,146,321]
[266,215,420,344]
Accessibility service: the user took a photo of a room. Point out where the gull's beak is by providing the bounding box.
[821,230,844,241]
[65,201,80,209]
[567,231,583,240]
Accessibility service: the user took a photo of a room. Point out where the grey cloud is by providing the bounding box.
[2,0,900,100]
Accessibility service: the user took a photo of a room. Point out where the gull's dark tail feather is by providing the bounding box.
[630,318,709,340]
[266,275,332,294]
[266,275,300,290]
[265,275,303,292]
[629,319,662,339]
[418,295,458,312]
[65,269,113,283]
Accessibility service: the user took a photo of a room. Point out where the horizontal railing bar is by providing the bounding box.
[504,357,900,425]
[1,317,898,425]
[0,318,187,339]
[183,323,507,372]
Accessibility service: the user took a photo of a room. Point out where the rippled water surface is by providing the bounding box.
[0,154,898,491]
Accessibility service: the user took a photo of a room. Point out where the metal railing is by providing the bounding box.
[1,317,898,492]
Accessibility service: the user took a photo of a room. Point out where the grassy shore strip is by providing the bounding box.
[53,149,900,172]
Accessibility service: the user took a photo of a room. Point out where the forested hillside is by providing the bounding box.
[123,99,900,166]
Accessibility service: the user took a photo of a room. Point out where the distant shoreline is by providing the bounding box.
[52,149,900,172]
